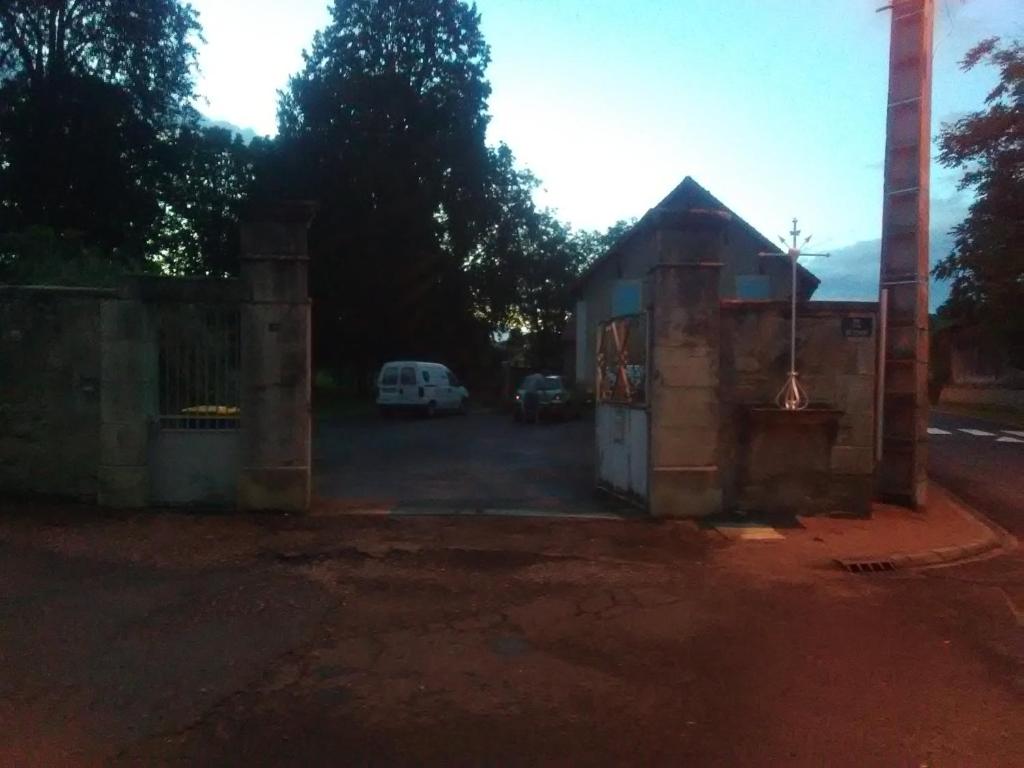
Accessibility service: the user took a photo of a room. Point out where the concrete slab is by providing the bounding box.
[715,524,785,541]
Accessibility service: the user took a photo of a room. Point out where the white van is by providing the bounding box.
[376,361,469,417]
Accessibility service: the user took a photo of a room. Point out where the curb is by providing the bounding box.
[316,505,632,521]
[838,484,1018,572]
[886,535,1004,569]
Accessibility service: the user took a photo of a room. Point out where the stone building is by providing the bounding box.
[572,176,820,390]
[579,177,880,518]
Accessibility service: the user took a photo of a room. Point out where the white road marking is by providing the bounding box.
[996,436,1024,444]
[1003,430,1024,438]
[959,428,996,437]
[927,427,952,435]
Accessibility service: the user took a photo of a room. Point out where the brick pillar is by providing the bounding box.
[878,0,933,508]
[648,226,724,518]
[98,293,157,508]
[238,201,316,512]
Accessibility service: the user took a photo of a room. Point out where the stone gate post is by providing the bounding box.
[238,201,316,512]
[97,289,157,508]
[647,217,725,518]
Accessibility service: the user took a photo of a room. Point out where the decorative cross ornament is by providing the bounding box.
[761,218,830,411]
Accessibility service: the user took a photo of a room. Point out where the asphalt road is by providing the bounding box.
[313,409,612,514]
[929,411,1024,536]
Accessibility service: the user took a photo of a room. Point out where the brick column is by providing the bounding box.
[238,201,316,512]
[648,233,724,518]
[98,293,157,508]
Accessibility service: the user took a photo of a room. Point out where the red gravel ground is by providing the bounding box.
[1,504,1021,766]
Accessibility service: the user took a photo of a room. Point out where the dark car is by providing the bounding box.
[513,374,578,422]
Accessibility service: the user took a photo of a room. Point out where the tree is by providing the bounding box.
[933,37,1024,363]
[153,126,264,276]
[276,0,495,383]
[0,1,203,261]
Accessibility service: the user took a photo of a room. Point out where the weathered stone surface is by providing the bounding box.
[239,467,310,513]
[0,290,105,500]
[238,210,313,513]
[97,298,156,509]
[101,299,150,342]
[243,260,309,304]
[98,465,148,508]
[720,301,879,515]
[830,446,875,476]
[650,387,718,429]
[100,421,150,468]
[646,262,723,517]
[828,474,874,516]
[240,304,311,470]
[650,467,722,518]
[653,346,717,388]
[650,426,718,468]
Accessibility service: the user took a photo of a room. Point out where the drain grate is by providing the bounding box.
[837,558,897,574]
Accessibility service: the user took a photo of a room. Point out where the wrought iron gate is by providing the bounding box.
[150,303,242,506]
[595,313,649,503]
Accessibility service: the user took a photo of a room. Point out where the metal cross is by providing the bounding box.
[760,218,830,410]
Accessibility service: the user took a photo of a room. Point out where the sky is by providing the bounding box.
[190,0,1022,302]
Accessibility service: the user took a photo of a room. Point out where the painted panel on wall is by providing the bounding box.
[612,280,643,317]
[736,275,771,300]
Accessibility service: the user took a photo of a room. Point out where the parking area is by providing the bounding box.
[314,408,621,515]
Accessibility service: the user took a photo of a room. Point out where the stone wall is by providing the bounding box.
[0,286,112,500]
[1,204,314,512]
[720,300,879,515]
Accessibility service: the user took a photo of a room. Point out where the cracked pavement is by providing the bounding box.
[0,504,1021,766]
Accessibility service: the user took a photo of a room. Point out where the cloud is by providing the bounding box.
[812,226,957,312]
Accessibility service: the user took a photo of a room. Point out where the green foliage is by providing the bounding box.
[0,0,629,381]
[0,227,150,286]
[152,127,264,276]
[273,0,631,380]
[933,38,1024,362]
[275,0,506,380]
[0,1,254,277]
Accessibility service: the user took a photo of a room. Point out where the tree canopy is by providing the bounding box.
[933,37,1024,361]
[273,0,599,384]
[0,0,257,277]
[0,0,616,385]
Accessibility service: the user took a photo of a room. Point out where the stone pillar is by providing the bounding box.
[648,241,723,518]
[98,294,157,508]
[877,0,933,508]
[238,201,316,512]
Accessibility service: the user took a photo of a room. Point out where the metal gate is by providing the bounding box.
[150,303,242,506]
[595,313,649,503]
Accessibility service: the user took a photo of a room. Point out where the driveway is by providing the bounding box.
[314,409,618,514]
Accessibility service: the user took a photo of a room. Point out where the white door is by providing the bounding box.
[378,365,400,405]
[421,365,442,408]
[431,367,450,409]
[443,368,461,409]
[398,365,417,405]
